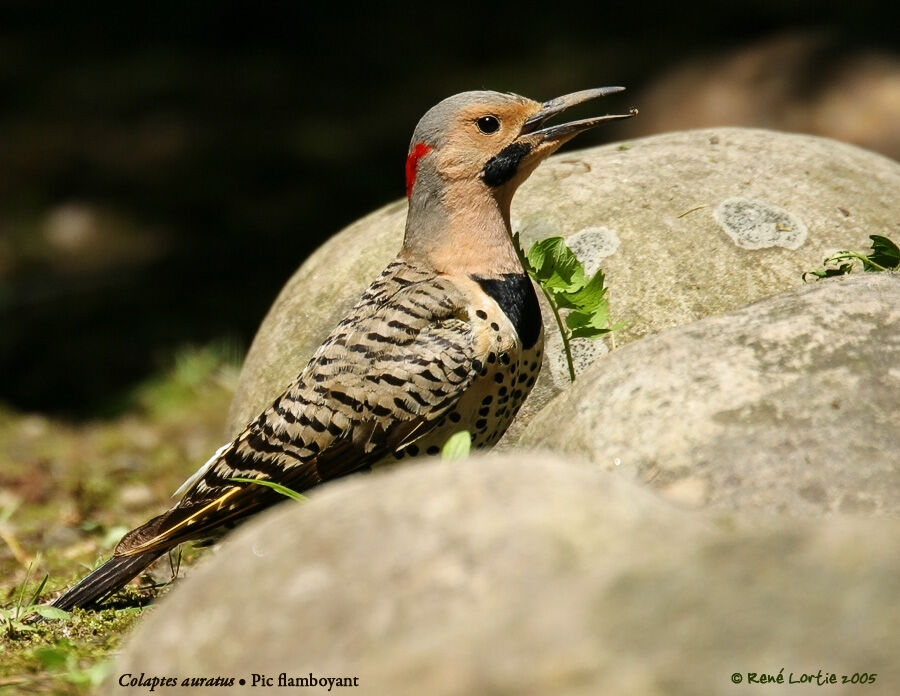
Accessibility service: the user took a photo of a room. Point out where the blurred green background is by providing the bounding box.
[2,0,897,418]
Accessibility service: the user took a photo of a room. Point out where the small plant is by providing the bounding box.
[514,234,620,382]
[441,430,472,461]
[1,559,71,637]
[131,340,242,417]
[804,234,900,281]
[31,639,112,690]
[230,477,308,502]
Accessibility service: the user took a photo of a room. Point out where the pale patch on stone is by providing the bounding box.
[566,226,621,276]
[570,337,609,376]
[284,564,332,599]
[714,197,808,250]
[545,329,569,388]
[547,332,609,388]
[660,477,710,508]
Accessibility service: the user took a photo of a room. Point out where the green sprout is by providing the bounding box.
[514,234,620,382]
[441,431,472,461]
[31,641,113,690]
[804,234,900,281]
[1,558,71,637]
[230,478,308,502]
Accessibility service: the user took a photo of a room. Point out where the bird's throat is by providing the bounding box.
[402,180,522,277]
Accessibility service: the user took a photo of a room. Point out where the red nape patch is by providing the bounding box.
[405,142,432,198]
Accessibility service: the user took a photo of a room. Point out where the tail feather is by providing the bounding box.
[50,550,165,611]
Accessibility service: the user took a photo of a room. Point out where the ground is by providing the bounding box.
[0,344,239,694]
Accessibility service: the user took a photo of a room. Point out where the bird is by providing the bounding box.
[48,87,636,611]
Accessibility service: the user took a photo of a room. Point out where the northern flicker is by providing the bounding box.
[49,88,635,611]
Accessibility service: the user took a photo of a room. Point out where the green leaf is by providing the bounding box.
[803,264,854,281]
[229,478,307,502]
[557,265,613,339]
[524,236,558,275]
[868,235,900,270]
[441,431,471,461]
[554,267,608,312]
[34,646,72,669]
[526,237,586,292]
[64,661,112,688]
[566,308,613,338]
[515,232,621,383]
[26,574,49,608]
[31,605,72,621]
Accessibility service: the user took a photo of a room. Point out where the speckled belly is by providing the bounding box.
[389,326,544,460]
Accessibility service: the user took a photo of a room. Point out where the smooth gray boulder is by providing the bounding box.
[106,453,900,695]
[520,273,900,515]
[227,128,900,445]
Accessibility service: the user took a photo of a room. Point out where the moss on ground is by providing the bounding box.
[0,344,239,694]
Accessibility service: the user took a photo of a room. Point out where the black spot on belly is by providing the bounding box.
[472,273,542,349]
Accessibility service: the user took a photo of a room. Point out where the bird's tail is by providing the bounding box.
[49,550,165,611]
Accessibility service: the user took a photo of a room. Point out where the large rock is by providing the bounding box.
[227,128,900,441]
[106,453,900,695]
[520,273,900,515]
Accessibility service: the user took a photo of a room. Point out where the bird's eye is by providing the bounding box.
[476,115,501,134]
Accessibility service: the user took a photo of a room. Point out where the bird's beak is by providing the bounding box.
[518,86,637,143]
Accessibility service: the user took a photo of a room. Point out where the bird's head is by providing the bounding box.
[405,88,637,205]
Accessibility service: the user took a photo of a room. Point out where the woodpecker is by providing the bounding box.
[49,88,636,611]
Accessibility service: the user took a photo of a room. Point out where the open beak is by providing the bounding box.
[519,86,637,142]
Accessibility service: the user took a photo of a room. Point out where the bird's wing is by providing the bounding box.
[115,262,479,556]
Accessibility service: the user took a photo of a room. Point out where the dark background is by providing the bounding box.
[2,0,897,417]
